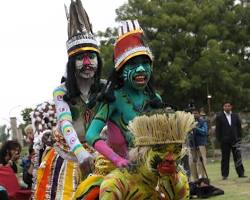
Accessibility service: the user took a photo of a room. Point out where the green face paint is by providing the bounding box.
[122,55,152,90]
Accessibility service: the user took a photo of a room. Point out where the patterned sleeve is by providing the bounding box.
[53,84,91,163]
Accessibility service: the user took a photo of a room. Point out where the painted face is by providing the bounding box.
[122,55,152,90]
[145,143,182,176]
[75,51,98,79]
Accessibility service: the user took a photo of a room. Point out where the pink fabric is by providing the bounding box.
[94,140,129,168]
[0,166,31,200]
[106,121,128,158]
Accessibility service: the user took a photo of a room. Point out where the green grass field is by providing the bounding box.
[196,158,250,200]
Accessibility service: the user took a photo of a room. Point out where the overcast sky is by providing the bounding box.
[0,0,127,126]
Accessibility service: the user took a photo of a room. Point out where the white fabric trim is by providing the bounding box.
[66,38,98,50]
[115,46,153,68]
[128,20,134,32]
[224,111,232,125]
[134,19,140,30]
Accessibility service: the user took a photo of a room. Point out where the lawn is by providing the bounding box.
[196,158,250,200]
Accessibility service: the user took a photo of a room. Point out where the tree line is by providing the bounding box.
[98,0,250,112]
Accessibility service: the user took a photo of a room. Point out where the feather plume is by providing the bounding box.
[75,0,92,33]
[69,0,78,37]
[67,0,93,38]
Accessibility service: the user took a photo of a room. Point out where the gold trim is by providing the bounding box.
[116,29,144,43]
[115,51,151,71]
[68,47,100,57]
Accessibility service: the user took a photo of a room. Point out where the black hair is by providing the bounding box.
[0,140,21,165]
[60,76,66,83]
[98,55,163,109]
[28,144,34,155]
[185,101,196,113]
[63,51,103,109]
[223,101,232,106]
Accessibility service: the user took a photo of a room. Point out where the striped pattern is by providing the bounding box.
[33,149,82,200]
[118,20,141,37]
[58,112,72,121]
[99,165,189,200]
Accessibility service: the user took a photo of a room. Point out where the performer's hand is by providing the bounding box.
[93,140,129,168]
[113,156,129,168]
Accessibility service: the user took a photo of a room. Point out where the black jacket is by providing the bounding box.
[215,111,242,143]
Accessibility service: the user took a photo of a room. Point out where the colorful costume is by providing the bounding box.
[99,111,195,200]
[74,19,163,200]
[32,0,103,199]
[85,19,163,169]
[31,101,57,188]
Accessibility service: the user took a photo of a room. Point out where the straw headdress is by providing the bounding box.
[128,111,196,146]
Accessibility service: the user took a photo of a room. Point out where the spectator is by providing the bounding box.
[188,108,208,181]
[21,145,34,189]
[24,124,34,144]
[215,102,246,180]
[0,140,21,173]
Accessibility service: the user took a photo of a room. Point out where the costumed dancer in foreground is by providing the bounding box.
[85,19,163,170]
[32,0,103,199]
[73,19,163,200]
[99,110,195,200]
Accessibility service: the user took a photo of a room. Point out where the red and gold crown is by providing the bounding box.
[114,20,153,71]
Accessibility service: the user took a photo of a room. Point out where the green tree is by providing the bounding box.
[97,0,250,111]
[20,108,33,125]
[97,28,118,77]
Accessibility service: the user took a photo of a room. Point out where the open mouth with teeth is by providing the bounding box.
[133,74,148,84]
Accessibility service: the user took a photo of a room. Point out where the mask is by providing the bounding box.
[75,51,98,79]
[122,56,152,90]
[145,144,182,176]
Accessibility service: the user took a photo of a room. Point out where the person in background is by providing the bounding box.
[21,145,35,189]
[24,124,34,144]
[215,102,246,180]
[188,108,208,182]
[0,140,21,173]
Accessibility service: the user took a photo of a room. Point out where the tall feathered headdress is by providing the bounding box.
[128,111,196,146]
[65,0,99,57]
